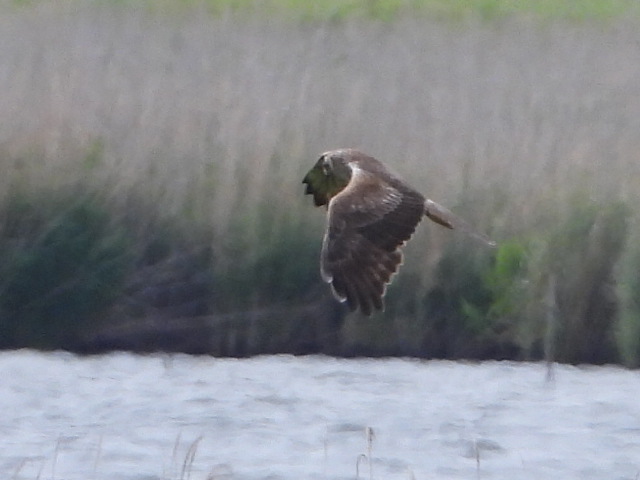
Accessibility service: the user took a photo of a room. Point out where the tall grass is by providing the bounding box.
[616,220,640,367]
[11,0,640,22]
[1,3,640,362]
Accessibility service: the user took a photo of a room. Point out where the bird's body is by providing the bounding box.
[302,149,494,316]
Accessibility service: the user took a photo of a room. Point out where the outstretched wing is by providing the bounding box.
[321,166,426,315]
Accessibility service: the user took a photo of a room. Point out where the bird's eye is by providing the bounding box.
[321,157,332,176]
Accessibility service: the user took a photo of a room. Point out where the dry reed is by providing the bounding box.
[1,3,640,362]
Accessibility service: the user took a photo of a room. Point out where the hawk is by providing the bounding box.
[302,148,495,316]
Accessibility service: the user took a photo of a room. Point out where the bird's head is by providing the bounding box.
[302,150,354,207]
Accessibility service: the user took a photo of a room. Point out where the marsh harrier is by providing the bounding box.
[302,148,495,316]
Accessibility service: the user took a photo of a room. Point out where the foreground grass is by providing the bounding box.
[1,3,640,364]
[211,0,640,21]
[11,0,640,22]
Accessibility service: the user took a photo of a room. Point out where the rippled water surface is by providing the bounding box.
[2,351,640,479]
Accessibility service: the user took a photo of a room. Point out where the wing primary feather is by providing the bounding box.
[339,275,360,312]
[330,276,348,304]
[351,275,373,316]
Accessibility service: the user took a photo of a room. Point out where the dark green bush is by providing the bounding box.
[546,196,629,364]
[214,205,322,311]
[0,190,132,349]
[420,239,499,358]
[616,223,640,367]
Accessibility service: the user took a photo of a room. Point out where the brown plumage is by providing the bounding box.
[302,149,495,316]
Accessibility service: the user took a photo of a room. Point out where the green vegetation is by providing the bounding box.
[0,189,132,349]
[1,2,640,364]
[616,222,640,367]
[16,0,640,22]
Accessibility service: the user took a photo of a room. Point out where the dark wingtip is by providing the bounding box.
[356,297,384,317]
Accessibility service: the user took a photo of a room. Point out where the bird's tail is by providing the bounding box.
[424,199,496,247]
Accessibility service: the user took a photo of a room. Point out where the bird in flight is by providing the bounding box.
[302,148,495,316]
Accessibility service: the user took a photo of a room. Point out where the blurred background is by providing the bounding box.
[1,0,640,365]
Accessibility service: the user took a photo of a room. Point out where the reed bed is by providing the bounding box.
[1,2,640,363]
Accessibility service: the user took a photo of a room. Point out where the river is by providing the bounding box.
[2,351,639,479]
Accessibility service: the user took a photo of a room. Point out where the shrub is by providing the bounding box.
[615,221,640,367]
[214,202,322,311]
[543,195,629,364]
[0,189,132,349]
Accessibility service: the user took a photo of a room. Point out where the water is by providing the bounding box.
[2,351,639,480]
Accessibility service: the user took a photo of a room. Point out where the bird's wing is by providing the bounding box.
[424,199,496,247]
[321,166,426,315]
